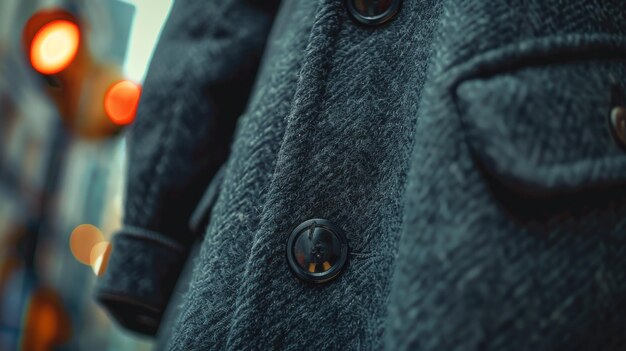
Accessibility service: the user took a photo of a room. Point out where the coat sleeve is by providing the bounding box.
[94,0,280,336]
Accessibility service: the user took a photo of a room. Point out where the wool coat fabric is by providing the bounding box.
[94,0,626,350]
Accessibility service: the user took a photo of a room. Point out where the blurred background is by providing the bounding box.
[0,0,174,349]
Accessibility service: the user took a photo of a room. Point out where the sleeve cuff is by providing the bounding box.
[94,227,187,336]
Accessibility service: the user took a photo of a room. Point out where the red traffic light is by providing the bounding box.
[23,8,139,138]
[104,80,141,126]
[29,20,80,75]
[23,9,82,75]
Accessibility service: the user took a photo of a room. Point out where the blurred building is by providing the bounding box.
[0,0,171,350]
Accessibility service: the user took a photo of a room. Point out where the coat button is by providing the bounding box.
[346,0,401,26]
[610,106,626,148]
[286,219,348,283]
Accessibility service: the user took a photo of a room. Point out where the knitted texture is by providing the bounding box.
[96,0,626,350]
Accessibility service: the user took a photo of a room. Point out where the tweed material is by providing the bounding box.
[94,0,279,335]
[161,0,441,349]
[95,0,626,350]
[387,1,626,350]
[96,229,185,334]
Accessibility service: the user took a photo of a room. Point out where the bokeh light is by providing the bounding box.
[30,300,61,346]
[89,241,112,276]
[69,224,104,265]
[104,80,142,125]
[22,288,71,351]
[5,1,173,349]
[30,20,80,75]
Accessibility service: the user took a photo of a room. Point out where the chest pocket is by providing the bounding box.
[453,34,626,198]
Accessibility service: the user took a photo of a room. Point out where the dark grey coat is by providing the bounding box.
[94,0,626,350]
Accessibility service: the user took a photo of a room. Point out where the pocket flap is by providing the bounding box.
[455,35,626,196]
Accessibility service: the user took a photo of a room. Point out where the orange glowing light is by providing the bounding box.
[104,80,141,125]
[69,224,104,265]
[30,20,80,75]
[22,288,70,350]
[32,301,59,344]
[90,241,112,276]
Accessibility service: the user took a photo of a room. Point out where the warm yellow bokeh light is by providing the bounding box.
[69,224,104,265]
[89,241,112,276]
[30,20,80,75]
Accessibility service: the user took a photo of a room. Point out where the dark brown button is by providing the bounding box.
[610,106,626,147]
[286,219,348,283]
[346,0,401,26]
